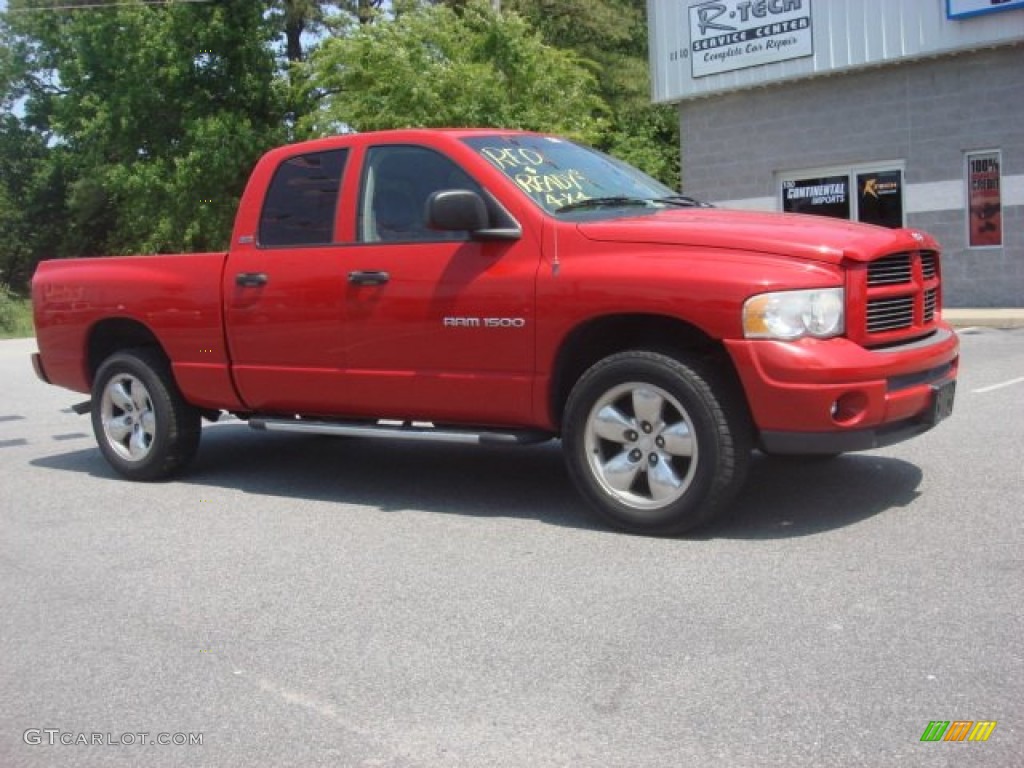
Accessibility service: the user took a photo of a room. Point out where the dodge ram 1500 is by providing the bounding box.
[32,129,959,534]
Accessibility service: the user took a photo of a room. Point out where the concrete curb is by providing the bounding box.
[942,309,1024,330]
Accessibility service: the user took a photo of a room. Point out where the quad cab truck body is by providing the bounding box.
[31,129,959,534]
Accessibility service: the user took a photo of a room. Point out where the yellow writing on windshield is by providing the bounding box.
[514,169,586,194]
[480,145,591,210]
[515,170,589,209]
[481,146,546,170]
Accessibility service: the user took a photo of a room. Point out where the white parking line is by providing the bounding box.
[972,376,1024,394]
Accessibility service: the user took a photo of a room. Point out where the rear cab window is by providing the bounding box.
[258,149,348,247]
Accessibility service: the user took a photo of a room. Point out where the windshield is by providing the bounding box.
[462,134,677,215]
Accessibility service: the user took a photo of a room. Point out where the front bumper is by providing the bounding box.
[724,326,959,454]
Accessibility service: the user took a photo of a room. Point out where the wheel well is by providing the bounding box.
[87,319,166,383]
[550,314,736,428]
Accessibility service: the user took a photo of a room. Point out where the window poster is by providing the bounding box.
[857,170,904,229]
[967,151,1002,247]
[782,175,850,220]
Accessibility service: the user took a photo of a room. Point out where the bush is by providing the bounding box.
[0,283,34,338]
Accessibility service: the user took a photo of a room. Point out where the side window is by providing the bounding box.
[259,149,348,247]
[359,145,483,243]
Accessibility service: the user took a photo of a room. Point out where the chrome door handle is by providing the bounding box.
[235,272,268,287]
[348,270,390,286]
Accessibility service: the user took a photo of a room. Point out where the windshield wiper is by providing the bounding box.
[556,195,715,214]
[652,195,714,208]
[555,196,652,213]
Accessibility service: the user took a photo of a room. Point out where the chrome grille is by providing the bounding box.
[921,251,937,280]
[854,248,943,346]
[867,253,912,286]
[923,288,937,322]
[867,296,914,333]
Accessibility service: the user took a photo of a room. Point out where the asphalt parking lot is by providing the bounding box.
[1,329,1021,768]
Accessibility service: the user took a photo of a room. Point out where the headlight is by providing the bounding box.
[742,287,844,340]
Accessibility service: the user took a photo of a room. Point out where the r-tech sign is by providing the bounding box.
[689,0,814,78]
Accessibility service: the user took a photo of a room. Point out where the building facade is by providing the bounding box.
[648,0,1024,307]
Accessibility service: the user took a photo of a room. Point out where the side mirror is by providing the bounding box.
[427,189,488,232]
[426,189,522,241]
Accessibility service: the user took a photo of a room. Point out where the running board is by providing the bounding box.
[248,417,552,446]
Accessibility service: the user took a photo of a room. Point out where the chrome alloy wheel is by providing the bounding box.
[583,382,698,511]
[100,373,157,462]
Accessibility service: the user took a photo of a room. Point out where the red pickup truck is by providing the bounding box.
[32,129,959,534]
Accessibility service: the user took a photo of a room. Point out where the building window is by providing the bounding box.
[856,170,904,228]
[779,163,905,228]
[965,150,1002,248]
[781,175,850,220]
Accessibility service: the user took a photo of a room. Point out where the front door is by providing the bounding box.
[340,144,540,426]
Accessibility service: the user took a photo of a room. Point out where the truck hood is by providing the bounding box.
[575,209,939,264]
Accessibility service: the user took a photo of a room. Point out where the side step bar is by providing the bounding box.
[248,417,552,446]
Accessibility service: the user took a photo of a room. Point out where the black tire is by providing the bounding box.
[761,451,842,462]
[90,348,201,480]
[562,351,751,535]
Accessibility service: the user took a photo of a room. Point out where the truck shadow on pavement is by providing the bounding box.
[31,422,923,540]
[704,452,922,539]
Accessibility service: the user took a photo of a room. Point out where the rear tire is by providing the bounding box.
[563,351,751,535]
[91,348,201,480]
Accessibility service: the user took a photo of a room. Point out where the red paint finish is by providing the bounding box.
[32,129,958,444]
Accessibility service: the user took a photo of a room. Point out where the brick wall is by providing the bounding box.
[677,45,1024,307]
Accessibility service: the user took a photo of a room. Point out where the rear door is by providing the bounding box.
[223,148,352,413]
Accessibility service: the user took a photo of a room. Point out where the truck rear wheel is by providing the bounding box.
[563,351,751,535]
[91,348,201,480]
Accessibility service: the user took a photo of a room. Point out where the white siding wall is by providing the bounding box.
[650,0,1024,102]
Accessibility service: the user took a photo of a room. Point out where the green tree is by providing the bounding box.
[301,0,606,142]
[0,0,675,291]
[501,0,679,186]
[0,114,70,288]
[3,0,286,259]
[270,1,386,66]
[270,1,388,135]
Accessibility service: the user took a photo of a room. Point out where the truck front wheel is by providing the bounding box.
[91,348,201,481]
[563,351,751,535]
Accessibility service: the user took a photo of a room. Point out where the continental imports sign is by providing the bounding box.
[689,0,814,78]
[782,175,849,219]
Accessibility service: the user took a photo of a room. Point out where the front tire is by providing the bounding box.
[563,351,751,535]
[91,348,201,480]
[761,451,842,462]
